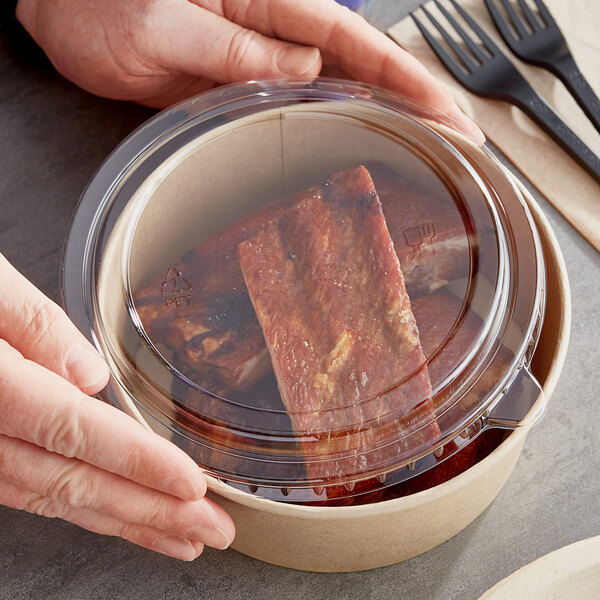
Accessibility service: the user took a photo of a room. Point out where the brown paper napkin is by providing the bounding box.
[388,0,600,251]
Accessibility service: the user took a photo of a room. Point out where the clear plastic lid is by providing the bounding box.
[62,79,546,503]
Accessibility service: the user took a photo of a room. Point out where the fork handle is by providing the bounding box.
[547,54,600,133]
[511,86,600,185]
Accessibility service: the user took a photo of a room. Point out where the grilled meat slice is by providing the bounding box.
[238,166,440,488]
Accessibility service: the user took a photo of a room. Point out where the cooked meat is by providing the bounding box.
[318,429,505,506]
[133,195,298,391]
[168,364,305,486]
[368,162,471,295]
[411,290,513,417]
[238,166,440,489]
[412,290,479,394]
[312,290,510,506]
[134,164,472,395]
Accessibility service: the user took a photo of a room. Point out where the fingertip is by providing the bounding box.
[65,343,110,393]
[195,471,208,499]
[198,497,236,546]
[161,473,207,501]
[152,535,199,561]
[445,103,486,145]
[185,524,232,550]
[78,370,111,396]
[189,539,205,558]
[276,45,321,76]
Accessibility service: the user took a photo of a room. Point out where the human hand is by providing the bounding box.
[15,0,483,142]
[0,255,234,560]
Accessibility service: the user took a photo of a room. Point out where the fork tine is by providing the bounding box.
[433,0,487,64]
[498,0,529,38]
[447,0,500,55]
[484,0,522,41]
[421,3,479,69]
[411,12,473,83]
[532,0,555,28]
[516,0,542,31]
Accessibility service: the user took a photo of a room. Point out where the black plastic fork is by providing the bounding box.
[484,0,600,132]
[412,0,600,184]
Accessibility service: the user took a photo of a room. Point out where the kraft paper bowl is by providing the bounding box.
[61,80,570,572]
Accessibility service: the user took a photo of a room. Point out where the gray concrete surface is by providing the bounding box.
[1,2,599,599]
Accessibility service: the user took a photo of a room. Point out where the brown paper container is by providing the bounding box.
[94,103,570,572]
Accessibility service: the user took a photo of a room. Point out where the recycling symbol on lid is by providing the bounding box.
[160,266,193,309]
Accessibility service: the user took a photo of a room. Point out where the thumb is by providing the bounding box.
[150,4,322,82]
[0,255,109,394]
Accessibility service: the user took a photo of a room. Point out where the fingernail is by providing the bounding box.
[277,46,321,76]
[161,477,202,501]
[66,343,110,391]
[185,524,231,550]
[445,103,486,145]
[152,535,198,561]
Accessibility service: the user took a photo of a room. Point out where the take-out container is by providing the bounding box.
[61,78,570,571]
